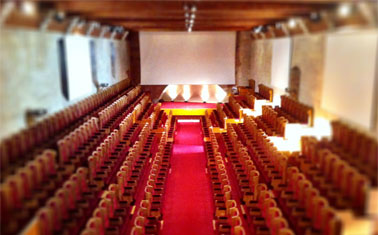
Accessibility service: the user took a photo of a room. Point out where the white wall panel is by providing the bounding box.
[270,37,291,91]
[321,30,377,129]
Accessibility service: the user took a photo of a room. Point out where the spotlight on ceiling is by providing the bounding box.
[254,25,266,33]
[191,6,197,12]
[55,11,66,22]
[338,3,352,17]
[190,13,196,19]
[309,12,321,22]
[288,18,297,28]
[254,25,264,33]
[21,1,36,15]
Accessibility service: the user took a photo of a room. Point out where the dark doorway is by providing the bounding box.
[287,66,301,100]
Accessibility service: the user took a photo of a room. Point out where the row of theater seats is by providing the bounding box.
[201,116,210,139]
[130,130,173,234]
[223,102,239,119]
[202,115,247,234]
[255,106,288,137]
[137,98,154,121]
[246,93,255,110]
[5,111,138,235]
[0,80,131,182]
[321,120,377,186]
[209,105,226,129]
[219,124,295,235]
[0,84,155,234]
[57,86,145,176]
[80,123,155,235]
[249,79,256,95]
[167,114,177,140]
[226,96,242,119]
[217,114,374,235]
[301,136,371,215]
[151,104,167,130]
[238,93,255,110]
[255,84,273,102]
[0,149,58,233]
[37,102,160,235]
[274,95,313,126]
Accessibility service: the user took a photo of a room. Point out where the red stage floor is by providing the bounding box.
[161,102,217,109]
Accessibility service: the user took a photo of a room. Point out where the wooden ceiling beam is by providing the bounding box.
[49,1,333,31]
[117,26,254,31]
[53,1,332,13]
[111,20,274,28]
[80,10,313,21]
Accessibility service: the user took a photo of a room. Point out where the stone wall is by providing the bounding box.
[291,34,326,110]
[240,31,377,136]
[246,35,326,107]
[250,40,273,91]
[0,27,130,139]
[235,31,252,87]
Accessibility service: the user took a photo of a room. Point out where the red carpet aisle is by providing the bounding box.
[162,121,214,235]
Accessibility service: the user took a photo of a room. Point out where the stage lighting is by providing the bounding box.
[183,85,191,101]
[201,85,210,102]
[167,85,178,101]
[215,85,227,102]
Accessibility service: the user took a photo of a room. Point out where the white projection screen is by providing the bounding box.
[140,31,236,85]
[321,30,378,129]
[270,38,291,91]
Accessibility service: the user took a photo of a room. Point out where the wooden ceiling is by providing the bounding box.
[42,0,350,31]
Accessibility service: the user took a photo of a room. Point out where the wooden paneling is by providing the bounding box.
[47,1,339,31]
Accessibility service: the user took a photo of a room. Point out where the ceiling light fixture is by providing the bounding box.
[55,11,66,22]
[184,4,196,32]
[288,18,297,28]
[21,1,36,15]
[338,3,352,17]
[254,26,263,33]
[309,12,321,22]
